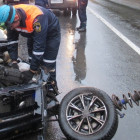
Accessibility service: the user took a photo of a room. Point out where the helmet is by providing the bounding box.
[0,5,16,24]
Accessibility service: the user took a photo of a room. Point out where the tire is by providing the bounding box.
[72,7,77,15]
[59,87,118,140]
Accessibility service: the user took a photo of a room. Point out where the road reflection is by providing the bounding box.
[72,32,87,83]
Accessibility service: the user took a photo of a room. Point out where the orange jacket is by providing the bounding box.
[14,4,43,33]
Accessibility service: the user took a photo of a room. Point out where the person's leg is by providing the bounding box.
[42,34,60,91]
[77,0,82,30]
[27,37,33,63]
[41,35,60,113]
[77,0,88,31]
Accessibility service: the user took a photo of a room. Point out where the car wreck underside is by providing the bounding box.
[0,81,43,139]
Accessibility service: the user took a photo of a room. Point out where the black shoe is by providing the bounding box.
[78,27,86,32]
[76,26,81,30]
[46,89,58,102]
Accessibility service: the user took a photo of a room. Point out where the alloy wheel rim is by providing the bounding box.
[66,92,107,135]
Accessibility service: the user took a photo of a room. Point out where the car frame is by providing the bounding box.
[48,0,77,15]
[3,0,78,15]
[3,0,29,5]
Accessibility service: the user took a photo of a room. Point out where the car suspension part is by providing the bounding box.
[112,91,140,118]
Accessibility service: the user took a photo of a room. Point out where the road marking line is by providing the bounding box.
[87,6,140,55]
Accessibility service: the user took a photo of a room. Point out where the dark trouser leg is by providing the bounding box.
[41,34,60,90]
[27,37,33,63]
[43,35,60,112]
[77,0,88,30]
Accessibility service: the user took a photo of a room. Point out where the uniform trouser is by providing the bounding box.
[78,0,88,27]
[27,34,61,84]
[42,34,60,83]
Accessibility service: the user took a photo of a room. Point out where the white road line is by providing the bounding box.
[87,6,140,55]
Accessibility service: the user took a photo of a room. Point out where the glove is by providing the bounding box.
[12,63,19,69]
[21,70,34,83]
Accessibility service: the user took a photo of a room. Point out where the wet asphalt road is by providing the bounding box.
[0,0,140,140]
[47,1,140,140]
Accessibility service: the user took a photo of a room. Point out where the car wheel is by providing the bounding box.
[72,7,77,15]
[59,87,118,140]
[64,8,71,16]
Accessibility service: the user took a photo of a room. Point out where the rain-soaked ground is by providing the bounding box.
[0,0,140,140]
[19,8,140,140]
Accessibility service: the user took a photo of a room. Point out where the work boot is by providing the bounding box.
[76,26,81,31]
[78,26,86,32]
[78,22,86,32]
[46,89,57,102]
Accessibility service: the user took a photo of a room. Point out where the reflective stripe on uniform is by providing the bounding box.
[15,28,33,33]
[43,59,56,63]
[33,51,44,55]
[0,40,19,47]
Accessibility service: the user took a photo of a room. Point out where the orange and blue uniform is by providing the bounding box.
[7,4,61,81]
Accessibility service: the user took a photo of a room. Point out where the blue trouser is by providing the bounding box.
[41,34,60,82]
[78,0,88,27]
[27,34,61,82]
[35,0,48,8]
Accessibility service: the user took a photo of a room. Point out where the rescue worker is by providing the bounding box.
[0,4,61,89]
[76,0,88,32]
